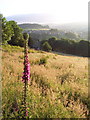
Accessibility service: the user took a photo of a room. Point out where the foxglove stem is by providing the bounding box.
[22,33,30,117]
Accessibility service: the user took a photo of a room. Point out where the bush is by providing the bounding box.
[39,57,47,65]
[42,42,52,52]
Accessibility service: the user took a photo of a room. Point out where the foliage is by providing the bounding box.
[1,16,24,46]
[28,34,34,48]
[8,21,24,47]
[39,57,48,65]
[48,38,90,57]
[42,41,52,52]
[23,32,29,40]
[2,16,14,43]
[2,44,24,52]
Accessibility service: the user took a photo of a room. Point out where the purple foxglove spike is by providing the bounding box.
[22,50,30,83]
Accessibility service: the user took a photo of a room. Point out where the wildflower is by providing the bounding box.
[22,33,30,83]
[22,55,30,83]
[22,33,30,117]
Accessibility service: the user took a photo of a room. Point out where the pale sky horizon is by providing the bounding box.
[0,0,89,24]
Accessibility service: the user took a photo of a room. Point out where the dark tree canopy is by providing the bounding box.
[42,41,52,52]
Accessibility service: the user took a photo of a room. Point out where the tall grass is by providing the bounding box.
[2,45,89,118]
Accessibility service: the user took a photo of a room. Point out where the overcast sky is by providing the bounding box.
[0,0,89,23]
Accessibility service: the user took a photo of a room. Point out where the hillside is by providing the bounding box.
[19,23,49,30]
[2,45,89,118]
[6,14,87,40]
[50,23,88,40]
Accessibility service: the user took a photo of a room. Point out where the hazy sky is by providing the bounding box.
[0,0,89,23]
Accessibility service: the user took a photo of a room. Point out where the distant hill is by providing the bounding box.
[6,14,87,32]
[19,23,49,30]
[6,14,88,39]
[6,14,88,31]
[49,22,88,32]
[49,23,88,40]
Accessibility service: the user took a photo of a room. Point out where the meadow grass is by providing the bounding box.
[2,45,89,118]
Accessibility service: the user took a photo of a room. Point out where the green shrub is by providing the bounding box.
[2,45,24,52]
[42,42,52,52]
[39,57,47,65]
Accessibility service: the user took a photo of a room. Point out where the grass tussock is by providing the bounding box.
[2,45,89,118]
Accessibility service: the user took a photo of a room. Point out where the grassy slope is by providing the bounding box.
[2,45,90,118]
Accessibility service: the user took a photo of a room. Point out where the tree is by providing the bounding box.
[8,21,25,47]
[42,42,52,52]
[28,34,34,48]
[1,16,24,46]
[2,16,14,43]
[48,37,57,50]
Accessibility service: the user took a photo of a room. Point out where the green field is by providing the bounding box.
[2,45,90,118]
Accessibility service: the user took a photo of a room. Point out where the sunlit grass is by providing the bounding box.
[2,45,89,118]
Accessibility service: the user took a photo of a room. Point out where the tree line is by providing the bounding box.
[41,37,90,57]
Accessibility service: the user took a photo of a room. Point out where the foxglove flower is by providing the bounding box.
[22,55,30,83]
[22,33,30,117]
